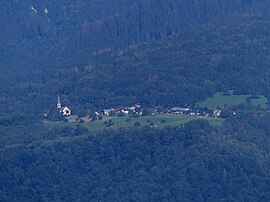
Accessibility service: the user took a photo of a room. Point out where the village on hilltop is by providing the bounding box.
[45,96,222,122]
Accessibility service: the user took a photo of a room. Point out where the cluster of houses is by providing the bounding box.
[99,104,142,116]
[97,105,222,118]
[53,96,222,119]
[170,107,221,117]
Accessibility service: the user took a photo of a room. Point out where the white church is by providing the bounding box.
[57,96,71,116]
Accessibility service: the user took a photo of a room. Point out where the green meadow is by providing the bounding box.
[197,92,268,109]
[45,114,224,133]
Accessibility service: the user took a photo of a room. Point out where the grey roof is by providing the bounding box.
[171,107,190,111]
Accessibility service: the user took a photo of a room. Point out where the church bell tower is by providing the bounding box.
[57,95,62,109]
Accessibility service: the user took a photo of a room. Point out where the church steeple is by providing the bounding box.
[57,95,62,109]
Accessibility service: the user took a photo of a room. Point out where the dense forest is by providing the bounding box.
[1,0,270,201]
[1,0,270,116]
[1,113,270,201]
[1,0,270,69]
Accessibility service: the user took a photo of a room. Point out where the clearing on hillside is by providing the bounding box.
[197,92,268,109]
[45,114,224,133]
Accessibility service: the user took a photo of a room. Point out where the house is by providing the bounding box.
[123,109,130,115]
[60,107,71,116]
[170,107,190,115]
[133,103,141,108]
[128,104,141,113]
[43,112,48,119]
[102,109,113,116]
[213,109,221,117]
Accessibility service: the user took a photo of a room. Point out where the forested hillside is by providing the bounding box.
[1,0,270,114]
[1,114,270,201]
[2,0,270,158]
[2,18,270,119]
[1,0,270,201]
[1,0,270,69]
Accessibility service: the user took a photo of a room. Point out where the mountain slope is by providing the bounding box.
[1,0,270,69]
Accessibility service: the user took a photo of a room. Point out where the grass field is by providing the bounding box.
[197,92,268,109]
[45,114,224,133]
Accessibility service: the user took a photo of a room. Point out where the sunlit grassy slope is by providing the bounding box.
[45,114,224,133]
[197,93,268,109]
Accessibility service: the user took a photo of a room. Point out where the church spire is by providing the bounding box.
[57,95,62,109]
